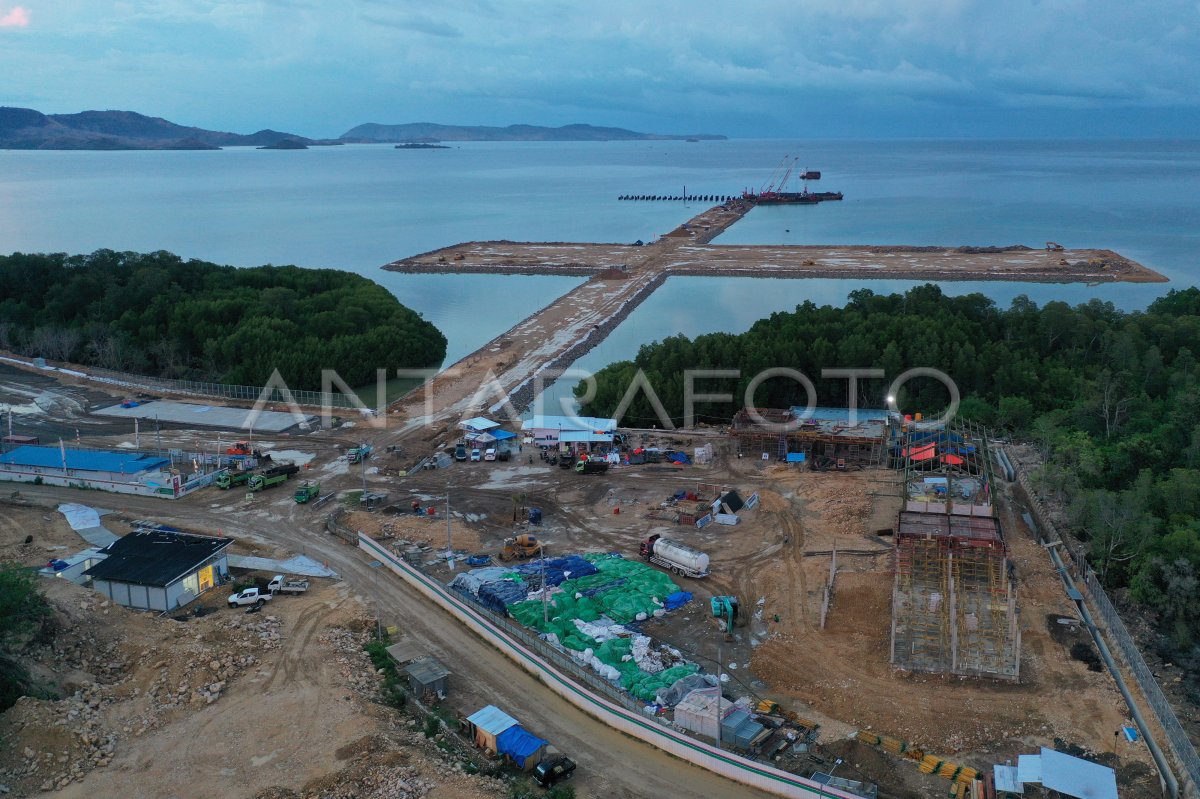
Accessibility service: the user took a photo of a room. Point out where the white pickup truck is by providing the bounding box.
[228,575,308,607]
[227,586,274,608]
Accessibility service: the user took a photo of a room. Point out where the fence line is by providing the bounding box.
[1015,467,1200,794]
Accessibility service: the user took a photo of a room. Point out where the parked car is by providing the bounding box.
[483,448,497,461]
[228,586,274,608]
[533,755,576,788]
[497,449,511,462]
[470,448,482,462]
[454,443,468,461]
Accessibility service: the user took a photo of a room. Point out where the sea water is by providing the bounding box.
[2,138,1198,401]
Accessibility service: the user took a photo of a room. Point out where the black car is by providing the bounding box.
[454,443,468,461]
[533,755,576,788]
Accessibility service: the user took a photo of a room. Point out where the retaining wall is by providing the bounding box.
[357,531,857,799]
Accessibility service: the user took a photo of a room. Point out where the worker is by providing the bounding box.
[411,499,420,514]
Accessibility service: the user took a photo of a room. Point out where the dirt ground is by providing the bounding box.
[0,353,1168,799]
[0,502,92,568]
[0,553,509,798]
[397,445,1160,798]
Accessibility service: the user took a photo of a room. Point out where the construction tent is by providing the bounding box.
[496,725,548,770]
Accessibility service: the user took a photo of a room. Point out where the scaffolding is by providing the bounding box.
[889,418,1020,681]
[730,408,886,467]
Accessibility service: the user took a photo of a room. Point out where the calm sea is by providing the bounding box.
[3,139,1198,406]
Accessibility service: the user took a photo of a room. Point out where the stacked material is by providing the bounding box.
[451,553,697,702]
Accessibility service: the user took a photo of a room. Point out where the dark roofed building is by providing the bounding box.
[84,530,231,611]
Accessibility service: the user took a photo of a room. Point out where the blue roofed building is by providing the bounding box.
[0,444,177,496]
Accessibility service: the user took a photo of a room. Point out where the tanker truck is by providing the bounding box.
[639,533,709,578]
[247,463,300,493]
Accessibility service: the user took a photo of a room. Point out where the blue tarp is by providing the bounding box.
[512,555,599,587]
[785,452,806,463]
[664,590,693,610]
[491,430,517,441]
[495,724,548,768]
[663,451,691,464]
[478,580,528,613]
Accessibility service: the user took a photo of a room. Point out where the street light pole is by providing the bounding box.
[716,641,723,750]
[541,544,549,623]
[369,560,383,640]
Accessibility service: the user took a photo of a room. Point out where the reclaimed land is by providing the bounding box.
[382,202,1165,441]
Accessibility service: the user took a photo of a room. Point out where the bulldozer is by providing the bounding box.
[499,534,543,561]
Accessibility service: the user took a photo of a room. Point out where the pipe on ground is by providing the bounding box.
[1040,520,1179,797]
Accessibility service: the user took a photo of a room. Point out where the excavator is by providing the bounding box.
[711,595,740,640]
[499,534,544,561]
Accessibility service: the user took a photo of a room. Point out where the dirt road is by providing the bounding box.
[13,484,776,799]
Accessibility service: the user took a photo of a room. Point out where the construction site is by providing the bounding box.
[0,195,1180,798]
[0,356,1171,799]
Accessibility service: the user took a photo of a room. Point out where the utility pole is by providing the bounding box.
[361,445,367,494]
[369,560,383,640]
[446,478,454,568]
[541,543,549,623]
[716,641,723,750]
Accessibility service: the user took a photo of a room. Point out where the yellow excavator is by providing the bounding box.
[499,534,544,561]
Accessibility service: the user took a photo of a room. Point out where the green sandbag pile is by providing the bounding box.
[624,664,700,702]
[506,555,697,702]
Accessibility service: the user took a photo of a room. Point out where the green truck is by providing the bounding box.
[247,464,300,493]
[294,481,320,503]
[347,444,374,464]
[216,470,252,490]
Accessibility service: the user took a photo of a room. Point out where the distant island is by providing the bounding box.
[344,122,727,142]
[258,139,309,150]
[0,106,728,150]
[0,107,342,150]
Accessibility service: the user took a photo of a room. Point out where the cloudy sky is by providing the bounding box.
[2,0,1197,138]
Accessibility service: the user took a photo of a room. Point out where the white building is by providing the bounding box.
[520,415,617,452]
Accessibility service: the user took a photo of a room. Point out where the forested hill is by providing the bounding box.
[0,250,447,390]
[579,284,1200,646]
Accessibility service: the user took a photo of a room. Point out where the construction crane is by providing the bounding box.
[759,155,793,194]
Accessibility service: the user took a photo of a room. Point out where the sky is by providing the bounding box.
[1,0,1198,139]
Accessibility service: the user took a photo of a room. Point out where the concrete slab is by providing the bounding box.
[228,554,339,578]
[57,503,119,547]
[93,399,316,433]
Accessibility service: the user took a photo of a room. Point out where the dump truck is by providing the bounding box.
[500,534,543,561]
[575,458,608,475]
[293,481,320,503]
[347,444,373,464]
[639,533,709,578]
[247,463,299,492]
[216,470,252,490]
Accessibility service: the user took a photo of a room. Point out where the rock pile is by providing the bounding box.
[0,682,117,792]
